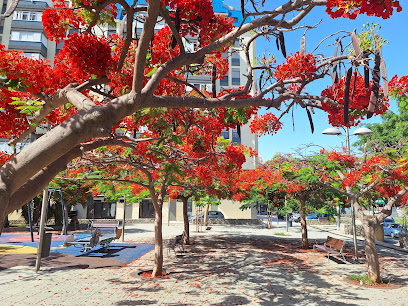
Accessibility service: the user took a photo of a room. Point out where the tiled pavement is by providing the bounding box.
[1,222,407,305]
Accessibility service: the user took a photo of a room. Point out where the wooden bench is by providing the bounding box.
[313,236,346,262]
[90,220,120,230]
[165,231,185,255]
[318,217,329,223]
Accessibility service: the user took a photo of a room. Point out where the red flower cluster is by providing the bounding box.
[250,113,283,136]
[327,151,357,167]
[225,144,246,168]
[0,151,12,166]
[342,170,362,188]
[389,74,408,96]
[42,1,86,44]
[55,32,114,78]
[326,0,402,19]
[320,75,389,126]
[274,52,316,82]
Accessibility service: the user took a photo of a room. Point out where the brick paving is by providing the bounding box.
[1,222,407,305]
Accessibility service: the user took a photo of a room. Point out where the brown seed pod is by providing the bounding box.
[279,31,287,58]
[344,67,353,124]
[306,108,314,134]
[351,30,361,59]
[300,35,306,55]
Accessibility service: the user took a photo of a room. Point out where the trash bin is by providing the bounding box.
[41,232,52,258]
[288,220,293,227]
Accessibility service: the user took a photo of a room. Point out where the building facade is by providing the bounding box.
[0,0,57,61]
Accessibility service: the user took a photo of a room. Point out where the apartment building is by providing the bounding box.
[0,0,57,61]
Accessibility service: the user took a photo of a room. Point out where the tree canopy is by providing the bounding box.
[0,0,406,229]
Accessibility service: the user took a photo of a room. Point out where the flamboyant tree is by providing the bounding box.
[61,104,250,276]
[235,155,331,248]
[303,148,408,283]
[0,0,404,229]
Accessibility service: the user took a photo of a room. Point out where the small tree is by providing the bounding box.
[306,148,408,283]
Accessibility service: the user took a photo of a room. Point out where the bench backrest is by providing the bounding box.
[326,236,344,252]
[175,231,186,245]
[91,220,119,229]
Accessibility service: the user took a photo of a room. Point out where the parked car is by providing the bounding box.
[382,217,395,225]
[189,211,225,223]
[306,212,328,220]
[289,212,301,222]
[383,223,403,238]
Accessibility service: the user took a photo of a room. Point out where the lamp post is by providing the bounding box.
[322,126,373,262]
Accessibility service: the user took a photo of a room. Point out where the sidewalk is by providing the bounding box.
[1,222,407,305]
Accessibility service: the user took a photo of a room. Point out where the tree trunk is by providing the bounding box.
[152,205,163,277]
[267,208,272,229]
[181,196,190,245]
[362,220,381,283]
[203,204,210,226]
[373,222,384,242]
[299,197,308,249]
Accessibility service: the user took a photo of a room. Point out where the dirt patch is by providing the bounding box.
[344,277,404,289]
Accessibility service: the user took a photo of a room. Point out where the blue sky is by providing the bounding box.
[224,1,408,161]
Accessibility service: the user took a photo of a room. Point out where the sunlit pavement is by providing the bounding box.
[0,222,407,305]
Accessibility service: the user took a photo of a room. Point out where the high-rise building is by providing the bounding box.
[0,0,57,61]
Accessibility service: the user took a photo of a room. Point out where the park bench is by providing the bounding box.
[165,231,185,255]
[318,217,329,223]
[313,236,346,262]
[64,220,122,252]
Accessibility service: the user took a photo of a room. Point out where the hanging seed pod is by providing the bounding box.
[306,108,314,134]
[363,51,370,90]
[351,30,361,59]
[279,31,287,58]
[351,70,358,102]
[275,36,280,50]
[344,67,353,124]
[212,65,217,98]
[380,57,389,96]
[300,34,306,55]
[171,8,181,49]
[332,40,340,87]
[241,0,245,17]
[368,52,381,118]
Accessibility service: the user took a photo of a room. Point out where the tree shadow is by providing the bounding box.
[113,234,369,305]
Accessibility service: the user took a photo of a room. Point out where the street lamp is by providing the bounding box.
[322,126,373,263]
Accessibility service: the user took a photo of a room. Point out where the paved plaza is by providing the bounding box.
[0,221,407,305]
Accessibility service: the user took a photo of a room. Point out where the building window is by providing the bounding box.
[231,52,240,66]
[221,128,229,139]
[13,11,42,21]
[232,128,241,144]
[22,53,44,60]
[220,75,228,87]
[231,68,240,85]
[10,31,47,47]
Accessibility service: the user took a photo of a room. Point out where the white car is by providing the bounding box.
[289,212,301,222]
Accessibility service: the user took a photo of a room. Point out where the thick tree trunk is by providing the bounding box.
[181,196,190,245]
[203,204,210,227]
[362,220,381,283]
[152,207,163,277]
[299,197,308,249]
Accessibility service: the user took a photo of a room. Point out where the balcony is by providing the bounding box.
[11,20,43,31]
[8,40,47,58]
